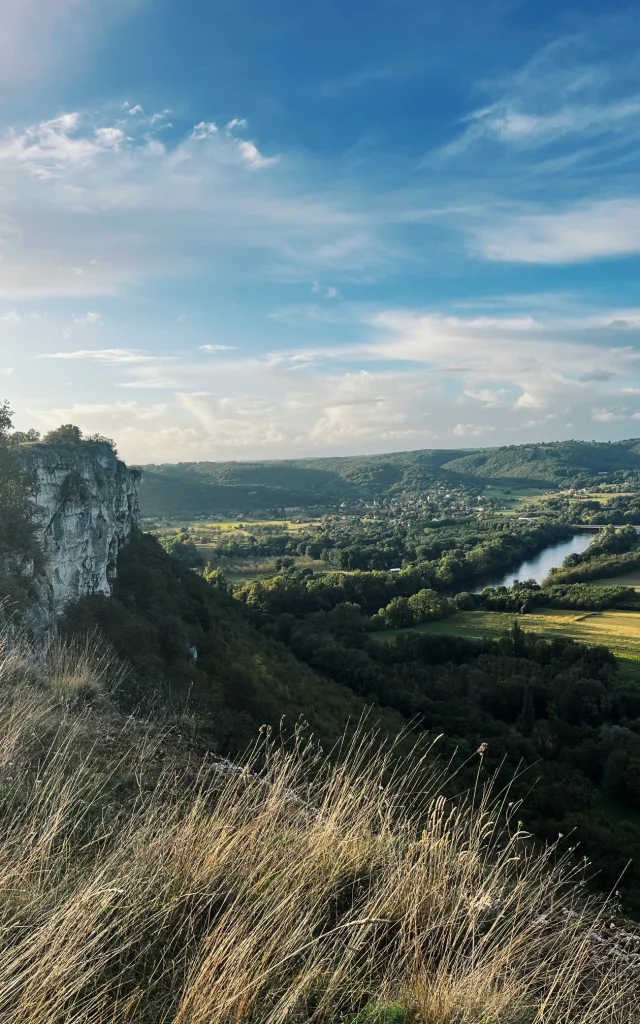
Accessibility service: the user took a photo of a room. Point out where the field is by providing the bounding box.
[144,518,321,534]
[373,608,640,661]
[221,556,331,582]
[591,569,640,590]
[484,485,551,513]
[144,517,333,582]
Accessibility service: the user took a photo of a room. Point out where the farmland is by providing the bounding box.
[143,517,321,534]
[373,607,640,661]
[591,569,640,590]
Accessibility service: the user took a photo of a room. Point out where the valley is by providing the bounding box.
[7,425,640,922]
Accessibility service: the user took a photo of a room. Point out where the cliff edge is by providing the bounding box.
[16,442,141,631]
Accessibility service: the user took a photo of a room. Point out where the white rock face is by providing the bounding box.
[17,443,141,630]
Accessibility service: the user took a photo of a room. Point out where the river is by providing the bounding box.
[472,532,594,591]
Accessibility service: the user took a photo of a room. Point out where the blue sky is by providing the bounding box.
[3,0,640,463]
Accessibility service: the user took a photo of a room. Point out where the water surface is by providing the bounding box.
[473,532,593,591]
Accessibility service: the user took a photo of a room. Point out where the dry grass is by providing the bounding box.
[0,631,635,1023]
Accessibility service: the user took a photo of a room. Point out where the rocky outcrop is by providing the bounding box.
[16,443,141,632]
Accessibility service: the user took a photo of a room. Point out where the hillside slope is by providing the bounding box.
[443,439,640,483]
[61,531,407,752]
[138,439,640,516]
[138,448,473,516]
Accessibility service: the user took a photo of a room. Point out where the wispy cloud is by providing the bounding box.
[437,29,640,160]
[474,198,640,263]
[312,282,339,299]
[37,348,175,364]
[429,26,640,266]
[319,57,427,99]
[18,299,640,463]
[453,423,495,437]
[72,312,102,325]
[0,107,382,299]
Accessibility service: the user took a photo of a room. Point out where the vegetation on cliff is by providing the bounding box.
[0,402,42,614]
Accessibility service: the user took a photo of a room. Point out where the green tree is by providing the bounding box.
[0,402,41,611]
[519,687,535,737]
[43,423,83,443]
[9,429,40,443]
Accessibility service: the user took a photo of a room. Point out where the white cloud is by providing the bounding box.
[592,408,629,423]
[199,344,237,353]
[515,392,545,409]
[437,30,640,162]
[453,423,495,437]
[448,97,640,156]
[0,367,13,376]
[72,312,102,325]
[237,139,279,170]
[0,310,21,324]
[312,282,339,299]
[464,388,509,406]
[475,199,640,264]
[18,298,640,462]
[94,127,126,149]
[119,379,176,389]
[38,348,175,364]
[0,107,381,299]
[191,121,218,139]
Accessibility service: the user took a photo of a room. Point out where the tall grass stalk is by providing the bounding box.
[0,629,634,1023]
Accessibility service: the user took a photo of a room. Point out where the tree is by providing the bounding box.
[0,401,41,609]
[9,429,40,444]
[519,687,535,737]
[43,424,83,443]
[85,432,118,453]
[275,556,295,571]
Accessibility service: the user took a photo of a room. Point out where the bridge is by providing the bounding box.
[573,524,640,531]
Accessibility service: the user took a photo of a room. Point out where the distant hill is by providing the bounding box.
[138,439,640,517]
[443,440,640,483]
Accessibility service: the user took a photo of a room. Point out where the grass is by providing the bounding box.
[150,518,322,535]
[0,630,635,1022]
[591,569,640,590]
[483,486,550,514]
[373,608,640,661]
[195,555,333,582]
[221,556,332,582]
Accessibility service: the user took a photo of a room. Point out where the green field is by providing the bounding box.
[484,484,551,513]
[146,518,320,534]
[373,608,640,661]
[591,569,640,590]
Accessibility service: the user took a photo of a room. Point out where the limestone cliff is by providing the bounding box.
[16,443,141,630]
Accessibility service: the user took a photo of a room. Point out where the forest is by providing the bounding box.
[161,515,574,582]
[138,438,640,516]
